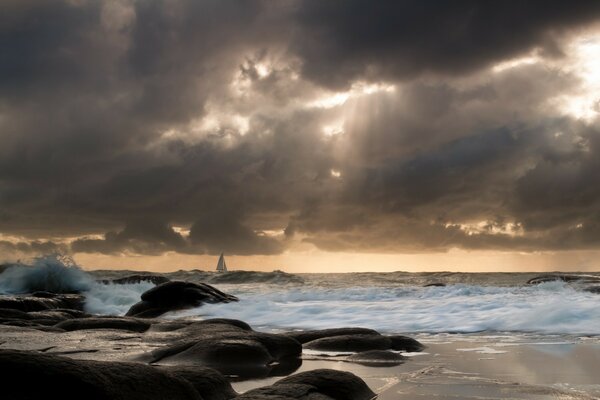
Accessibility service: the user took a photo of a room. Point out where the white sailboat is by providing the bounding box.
[216,253,228,272]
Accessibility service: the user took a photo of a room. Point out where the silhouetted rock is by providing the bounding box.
[287,327,379,344]
[126,281,238,318]
[0,293,84,312]
[55,317,152,332]
[305,334,392,352]
[526,274,600,285]
[0,349,202,400]
[158,365,237,400]
[388,335,425,352]
[100,274,170,285]
[145,320,301,379]
[237,369,376,400]
[347,350,406,366]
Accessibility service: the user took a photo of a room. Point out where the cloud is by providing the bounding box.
[1,1,600,258]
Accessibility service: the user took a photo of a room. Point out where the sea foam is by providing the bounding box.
[177,281,600,335]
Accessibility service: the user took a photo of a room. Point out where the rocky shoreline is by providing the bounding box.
[0,279,423,399]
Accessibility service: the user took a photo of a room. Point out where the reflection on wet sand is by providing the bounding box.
[234,334,600,399]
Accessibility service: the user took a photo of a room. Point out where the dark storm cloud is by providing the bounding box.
[1,0,600,257]
[291,0,600,88]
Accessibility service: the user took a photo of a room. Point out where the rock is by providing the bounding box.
[584,286,600,294]
[158,365,237,400]
[305,334,392,352]
[346,350,405,366]
[0,293,85,312]
[237,369,376,400]
[424,282,446,287]
[388,335,425,352]
[0,349,203,400]
[526,274,600,285]
[145,320,301,380]
[287,327,379,344]
[0,308,32,320]
[100,274,170,285]
[54,317,152,332]
[126,281,238,318]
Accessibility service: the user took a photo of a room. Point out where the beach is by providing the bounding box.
[2,261,600,399]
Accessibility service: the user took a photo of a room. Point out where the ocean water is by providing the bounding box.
[2,257,600,335]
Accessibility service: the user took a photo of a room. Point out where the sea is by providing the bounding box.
[2,257,600,336]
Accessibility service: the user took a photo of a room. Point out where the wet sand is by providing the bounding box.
[235,333,600,399]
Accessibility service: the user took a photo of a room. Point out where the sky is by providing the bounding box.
[2,0,600,272]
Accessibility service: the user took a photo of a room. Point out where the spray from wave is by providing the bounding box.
[0,255,153,315]
[0,255,93,294]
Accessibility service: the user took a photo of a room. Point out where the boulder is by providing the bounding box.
[287,327,379,344]
[0,349,202,400]
[526,274,600,285]
[145,320,301,380]
[237,369,376,400]
[305,334,392,352]
[0,293,84,312]
[126,281,238,318]
[388,335,425,352]
[158,365,237,400]
[347,350,405,366]
[100,274,170,285]
[54,317,152,332]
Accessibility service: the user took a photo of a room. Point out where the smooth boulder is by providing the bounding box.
[126,281,238,318]
[237,369,376,400]
[0,349,202,400]
[55,316,151,332]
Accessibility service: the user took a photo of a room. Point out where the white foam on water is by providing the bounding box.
[181,281,600,335]
[0,256,154,315]
[83,282,154,315]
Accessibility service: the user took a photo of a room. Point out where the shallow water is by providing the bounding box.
[235,334,600,399]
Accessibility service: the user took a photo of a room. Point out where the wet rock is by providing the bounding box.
[0,349,202,400]
[237,369,376,400]
[145,320,301,379]
[347,350,406,366]
[584,286,600,294]
[0,308,32,320]
[526,274,600,285]
[388,335,425,352]
[287,327,379,344]
[305,334,392,352]
[100,274,170,285]
[55,317,152,332]
[0,293,85,312]
[158,365,237,400]
[126,281,238,318]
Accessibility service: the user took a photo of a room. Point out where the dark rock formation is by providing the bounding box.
[126,281,238,318]
[287,327,379,344]
[100,274,170,285]
[158,365,237,400]
[0,293,84,312]
[305,334,392,352]
[526,274,600,285]
[388,335,425,352]
[55,317,152,332]
[291,328,424,354]
[0,349,203,400]
[236,369,376,400]
[424,282,446,287]
[144,319,302,379]
[347,350,406,366]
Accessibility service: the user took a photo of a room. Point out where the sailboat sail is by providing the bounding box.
[216,253,227,272]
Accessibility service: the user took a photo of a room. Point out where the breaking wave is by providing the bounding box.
[181,281,600,335]
[0,255,93,294]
